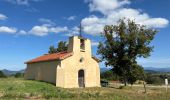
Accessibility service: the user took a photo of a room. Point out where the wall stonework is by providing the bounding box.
[25,60,58,84]
[25,36,101,88]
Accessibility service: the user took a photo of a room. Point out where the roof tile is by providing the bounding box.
[26,51,73,64]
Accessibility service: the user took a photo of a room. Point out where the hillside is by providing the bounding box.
[0,69,25,76]
[100,67,170,73]
[144,67,170,73]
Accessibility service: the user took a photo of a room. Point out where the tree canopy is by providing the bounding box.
[48,41,68,54]
[97,19,157,86]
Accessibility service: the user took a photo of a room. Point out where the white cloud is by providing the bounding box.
[39,18,55,26]
[82,0,169,35]
[0,13,8,20]
[29,25,49,36]
[66,26,79,36]
[67,16,76,21]
[50,27,68,33]
[91,41,99,46]
[18,30,27,35]
[0,26,17,33]
[29,25,68,36]
[87,0,130,15]
[4,0,42,5]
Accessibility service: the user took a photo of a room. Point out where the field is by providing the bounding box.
[0,78,169,100]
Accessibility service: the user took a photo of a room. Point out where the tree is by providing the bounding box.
[101,70,119,81]
[0,71,7,78]
[48,41,68,54]
[127,64,144,86]
[56,41,68,52]
[97,19,157,86]
[48,45,57,54]
[14,72,24,78]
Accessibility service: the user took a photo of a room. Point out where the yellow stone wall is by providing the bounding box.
[25,60,59,84]
[57,36,100,88]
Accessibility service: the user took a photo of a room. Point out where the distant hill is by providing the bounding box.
[0,69,25,76]
[100,67,170,73]
[100,68,112,73]
[144,67,170,73]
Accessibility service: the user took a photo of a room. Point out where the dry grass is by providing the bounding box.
[0,78,169,100]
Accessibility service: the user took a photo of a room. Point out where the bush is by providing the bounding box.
[145,73,164,85]
[0,71,7,78]
[14,73,24,78]
[118,86,125,89]
[101,70,119,81]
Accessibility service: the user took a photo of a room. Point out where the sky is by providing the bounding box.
[0,0,170,71]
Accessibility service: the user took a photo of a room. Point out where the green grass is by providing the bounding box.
[0,78,170,100]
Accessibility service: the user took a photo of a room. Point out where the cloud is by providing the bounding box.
[0,13,8,20]
[0,26,17,33]
[82,0,169,35]
[66,26,79,36]
[87,0,130,15]
[29,25,49,36]
[18,30,27,35]
[29,25,68,36]
[50,27,68,33]
[39,18,55,26]
[91,41,99,46]
[4,0,43,5]
[27,18,69,36]
[67,16,76,21]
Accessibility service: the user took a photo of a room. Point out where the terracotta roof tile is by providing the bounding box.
[26,51,73,64]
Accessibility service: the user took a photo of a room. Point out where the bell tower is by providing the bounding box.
[67,36,92,57]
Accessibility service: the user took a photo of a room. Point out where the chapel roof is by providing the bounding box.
[25,51,73,64]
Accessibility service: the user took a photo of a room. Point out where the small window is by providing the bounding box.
[80,57,84,63]
[80,39,85,51]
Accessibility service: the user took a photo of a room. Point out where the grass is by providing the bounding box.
[0,78,170,100]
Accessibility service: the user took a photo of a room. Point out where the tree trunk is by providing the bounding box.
[143,81,146,93]
[142,75,147,93]
[123,76,127,86]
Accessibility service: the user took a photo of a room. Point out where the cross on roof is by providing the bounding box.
[79,23,83,37]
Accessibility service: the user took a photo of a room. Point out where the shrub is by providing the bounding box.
[0,71,7,78]
[14,73,24,78]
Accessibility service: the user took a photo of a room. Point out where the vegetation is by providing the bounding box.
[145,73,170,85]
[97,19,157,86]
[48,41,68,54]
[0,78,169,100]
[14,72,24,78]
[0,71,7,78]
[101,70,119,81]
[101,69,170,85]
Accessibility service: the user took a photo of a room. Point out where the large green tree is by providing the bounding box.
[48,41,68,54]
[97,19,157,86]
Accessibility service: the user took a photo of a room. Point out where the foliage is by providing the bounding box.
[48,41,68,54]
[48,45,56,54]
[101,70,119,81]
[14,73,24,78]
[127,65,144,85]
[97,19,157,86]
[145,73,170,85]
[0,71,7,78]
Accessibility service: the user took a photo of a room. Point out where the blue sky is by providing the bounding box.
[0,0,170,71]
